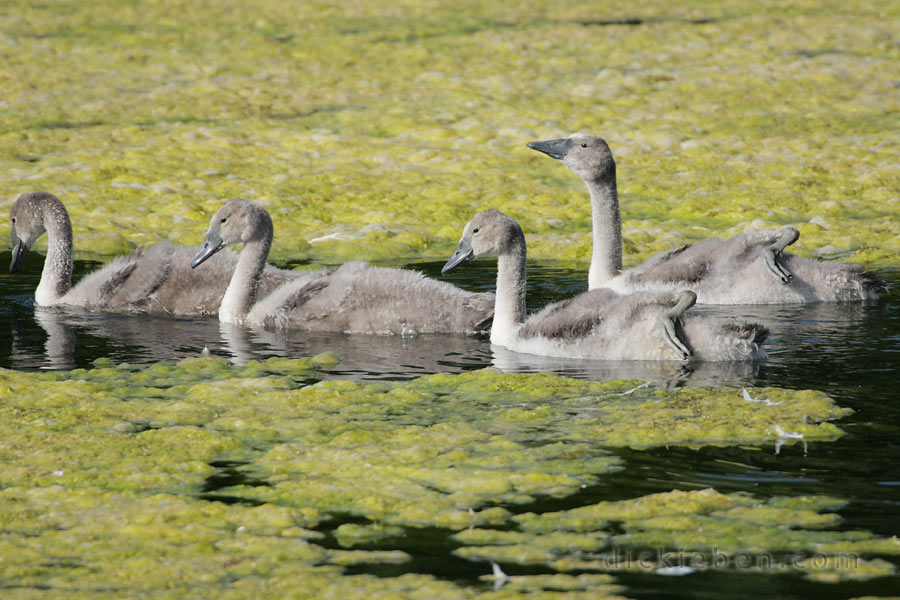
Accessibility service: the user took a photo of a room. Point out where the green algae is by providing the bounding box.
[334,522,406,548]
[478,574,626,599]
[0,356,327,493]
[0,356,880,595]
[452,488,898,582]
[1,1,897,269]
[210,371,848,527]
[0,361,851,504]
[0,487,414,598]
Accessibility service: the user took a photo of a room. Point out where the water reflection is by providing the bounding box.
[692,300,883,357]
[12,303,768,386]
[32,308,78,370]
[216,324,493,380]
[490,345,765,388]
[2,254,894,391]
[5,298,495,381]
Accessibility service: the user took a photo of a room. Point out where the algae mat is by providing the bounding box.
[1,356,898,597]
[1,0,897,266]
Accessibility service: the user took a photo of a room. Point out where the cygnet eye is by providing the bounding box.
[220,217,227,223]
[10,217,15,224]
[581,143,587,148]
[473,227,480,234]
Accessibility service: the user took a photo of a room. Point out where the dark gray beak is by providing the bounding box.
[9,234,28,274]
[527,138,570,160]
[191,231,225,268]
[442,238,475,274]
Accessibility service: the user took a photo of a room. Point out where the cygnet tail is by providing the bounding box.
[724,321,770,346]
[681,316,769,362]
[858,267,887,297]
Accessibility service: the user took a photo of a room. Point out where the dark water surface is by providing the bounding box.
[1,252,898,598]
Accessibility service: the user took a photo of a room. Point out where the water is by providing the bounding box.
[2,252,898,598]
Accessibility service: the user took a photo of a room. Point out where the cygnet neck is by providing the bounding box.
[491,228,527,346]
[218,233,271,324]
[584,174,623,289]
[35,202,74,306]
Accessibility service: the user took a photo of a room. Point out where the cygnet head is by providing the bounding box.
[9,191,67,273]
[191,198,272,268]
[442,209,523,273]
[527,133,615,183]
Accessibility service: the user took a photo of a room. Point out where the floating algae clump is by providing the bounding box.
[0,356,325,493]
[334,522,406,548]
[0,356,879,596]
[474,573,627,600]
[452,488,898,583]
[0,486,421,598]
[1,362,850,505]
[215,370,849,527]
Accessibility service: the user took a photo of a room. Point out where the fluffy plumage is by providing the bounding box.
[192,198,494,334]
[443,209,768,361]
[606,233,884,303]
[249,260,494,334]
[528,133,884,303]
[8,191,298,314]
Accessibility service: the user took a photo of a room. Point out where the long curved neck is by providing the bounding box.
[35,206,74,306]
[491,233,527,346]
[585,175,622,289]
[219,236,271,324]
